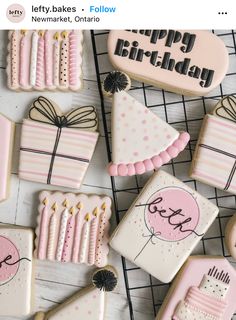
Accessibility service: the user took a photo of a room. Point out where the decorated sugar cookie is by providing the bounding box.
[191,95,236,195]
[35,191,112,267]
[110,170,219,283]
[7,30,83,91]
[18,96,99,189]
[0,113,14,202]
[156,256,236,320]
[108,30,229,96]
[225,214,236,260]
[34,267,117,320]
[103,71,190,176]
[0,226,33,316]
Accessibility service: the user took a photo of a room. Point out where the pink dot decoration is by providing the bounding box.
[145,187,199,242]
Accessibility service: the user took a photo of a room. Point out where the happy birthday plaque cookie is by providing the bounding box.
[108,30,228,96]
[156,256,236,320]
[0,226,33,316]
[110,170,219,283]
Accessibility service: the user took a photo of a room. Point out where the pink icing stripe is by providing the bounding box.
[209,116,236,132]
[186,287,226,318]
[19,170,82,183]
[192,169,236,188]
[108,131,190,176]
[38,206,49,259]
[35,36,45,88]
[198,147,233,165]
[69,30,78,86]
[19,34,28,87]
[61,214,75,262]
[44,31,53,86]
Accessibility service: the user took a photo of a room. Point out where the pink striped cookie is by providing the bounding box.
[18,96,99,189]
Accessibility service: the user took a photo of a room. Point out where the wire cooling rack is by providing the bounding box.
[91,30,236,320]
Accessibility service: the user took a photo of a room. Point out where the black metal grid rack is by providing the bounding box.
[91,30,236,320]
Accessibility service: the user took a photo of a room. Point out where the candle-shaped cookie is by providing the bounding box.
[61,207,75,262]
[56,199,69,261]
[69,30,78,87]
[44,30,53,87]
[72,202,83,263]
[95,203,107,267]
[53,32,60,86]
[79,213,90,264]
[35,30,45,88]
[60,31,69,87]
[10,30,18,88]
[19,30,27,87]
[88,207,99,266]
[47,202,57,260]
[37,198,49,259]
[30,31,39,86]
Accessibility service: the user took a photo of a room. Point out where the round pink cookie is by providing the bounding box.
[145,187,200,241]
[0,236,20,285]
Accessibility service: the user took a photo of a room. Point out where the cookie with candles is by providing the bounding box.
[0,113,14,202]
[7,30,83,91]
[225,214,236,260]
[191,95,236,195]
[110,170,219,283]
[35,190,112,267]
[0,226,34,316]
[103,71,190,176]
[108,30,229,96]
[156,256,236,320]
[19,96,99,189]
[34,267,117,320]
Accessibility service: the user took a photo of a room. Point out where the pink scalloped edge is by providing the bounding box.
[108,132,190,176]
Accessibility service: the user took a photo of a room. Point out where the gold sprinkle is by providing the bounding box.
[63,199,69,208]
[61,31,68,39]
[77,202,83,210]
[43,198,48,206]
[85,213,90,221]
[52,202,57,212]
[54,32,60,41]
[101,202,106,210]
[93,207,99,217]
[20,30,27,36]
[38,30,44,37]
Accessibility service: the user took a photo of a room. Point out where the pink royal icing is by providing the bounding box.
[0,236,19,285]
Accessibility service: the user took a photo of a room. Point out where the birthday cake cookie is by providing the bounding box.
[18,96,99,189]
[35,190,112,267]
[110,170,219,283]
[34,267,117,320]
[108,30,228,96]
[0,226,34,316]
[191,95,236,195]
[0,113,14,202]
[103,71,190,177]
[7,30,83,91]
[156,256,236,320]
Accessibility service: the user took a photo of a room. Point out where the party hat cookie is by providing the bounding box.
[34,267,118,320]
[103,71,190,176]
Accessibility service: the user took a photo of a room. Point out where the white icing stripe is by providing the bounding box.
[56,208,69,261]
[30,31,38,86]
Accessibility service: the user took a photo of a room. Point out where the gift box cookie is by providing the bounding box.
[34,267,117,320]
[156,256,236,320]
[191,95,236,194]
[0,226,34,316]
[0,113,14,202]
[7,30,83,91]
[103,71,190,176]
[110,170,219,283]
[35,190,112,267]
[19,96,99,189]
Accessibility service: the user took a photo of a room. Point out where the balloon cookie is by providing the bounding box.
[7,30,83,91]
[34,267,118,320]
[110,170,219,283]
[103,71,190,177]
[18,96,99,189]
